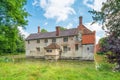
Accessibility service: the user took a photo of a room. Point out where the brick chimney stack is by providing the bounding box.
[56,26,60,36]
[79,16,82,25]
[38,26,40,33]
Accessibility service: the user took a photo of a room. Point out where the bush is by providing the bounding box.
[0,57,14,63]
[96,52,105,55]
[96,63,113,71]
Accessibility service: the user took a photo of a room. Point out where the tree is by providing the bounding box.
[41,29,48,33]
[16,35,25,53]
[90,0,120,71]
[60,27,67,30]
[0,0,29,54]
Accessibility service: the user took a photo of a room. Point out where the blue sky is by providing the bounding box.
[19,0,106,43]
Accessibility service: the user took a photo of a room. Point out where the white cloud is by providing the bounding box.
[85,22,102,32]
[83,0,106,11]
[96,36,101,44]
[84,22,105,44]
[18,27,29,38]
[38,0,76,22]
[44,22,48,25]
[66,23,73,29]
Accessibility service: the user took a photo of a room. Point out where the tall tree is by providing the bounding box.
[0,0,29,54]
[60,27,67,30]
[41,29,48,33]
[90,0,120,71]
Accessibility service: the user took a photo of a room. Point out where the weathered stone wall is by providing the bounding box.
[82,44,94,60]
[25,36,94,60]
[44,49,60,60]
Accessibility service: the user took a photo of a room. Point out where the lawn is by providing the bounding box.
[0,55,120,80]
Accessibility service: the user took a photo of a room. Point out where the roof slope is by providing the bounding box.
[26,28,78,40]
[77,25,95,44]
[26,25,96,45]
[78,25,93,34]
[44,43,60,49]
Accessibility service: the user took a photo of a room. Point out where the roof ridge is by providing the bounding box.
[44,43,60,49]
[82,25,92,32]
[30,28,77,35]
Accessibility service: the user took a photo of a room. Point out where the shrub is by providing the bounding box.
[96,63,113,71]
[0,57,14,63]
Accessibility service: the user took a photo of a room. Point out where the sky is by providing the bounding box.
[19,0,106,43]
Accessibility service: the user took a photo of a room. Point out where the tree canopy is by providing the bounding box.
[90,0,120,37]
[41,29,48,33]
[0,0,29,54]
[59,27,67,30]
[90,0,120,71]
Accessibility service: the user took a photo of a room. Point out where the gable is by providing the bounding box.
[82,33,95,45]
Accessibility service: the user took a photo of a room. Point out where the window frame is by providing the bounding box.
[63,46,68,52]
[44,39,48,43]
[46,49,52,53]
[63,37,68,42]
[75,44,79,51]
[37,39,40,43]
[87,47,89,51]
[52,38,56,42]
[28,40,30,44]
[36,47,40,52]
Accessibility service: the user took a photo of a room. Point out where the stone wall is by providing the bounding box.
[25,36,94,60]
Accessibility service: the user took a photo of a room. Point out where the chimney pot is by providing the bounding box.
[79,16,82,25]
[38,26,40,33]
[56,26,60,36]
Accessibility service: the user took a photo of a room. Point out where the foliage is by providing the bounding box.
[60,27,67,30]
[89,0,120,37]
[40,27,67,33]
[96,63,113,71]
[41,29,48,33]
[0,57,14,62]
[0,0,29,26]
[0,26,25,54]
[97,36,120,67]
[16,35,25,53]
[0,0,29,54]
[96,52,104,55]
[90,0,120,71]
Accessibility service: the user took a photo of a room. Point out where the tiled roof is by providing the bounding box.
[26,25,96,45]
[26,28,78,40]
[79,25,95,44]
[78,25,93,34]
[82,33,95,44]
[44,43,60,49]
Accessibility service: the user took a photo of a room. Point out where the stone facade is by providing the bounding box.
[25,17,95,60]
[26,36,95,60]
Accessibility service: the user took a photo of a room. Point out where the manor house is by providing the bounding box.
[25,16,96,60]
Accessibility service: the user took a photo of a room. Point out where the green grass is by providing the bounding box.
[0,55,120,80]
